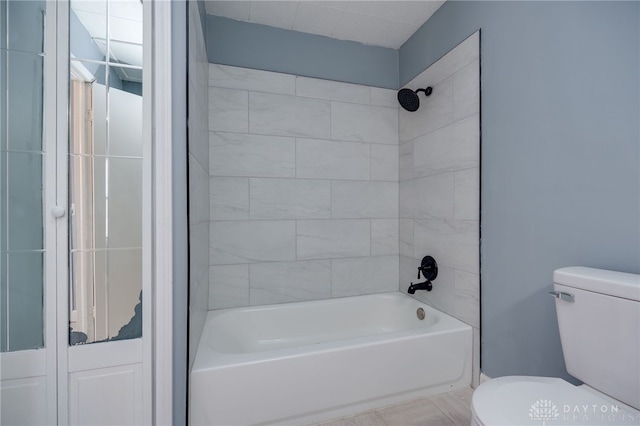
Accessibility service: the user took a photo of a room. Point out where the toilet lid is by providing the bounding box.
[472,376,640,426]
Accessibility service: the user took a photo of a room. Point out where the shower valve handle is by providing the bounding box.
[417,256,438,281]
[417,267,432,279]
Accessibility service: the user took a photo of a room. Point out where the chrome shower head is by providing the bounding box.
[397,86,433,112]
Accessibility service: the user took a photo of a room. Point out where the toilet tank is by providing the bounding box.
[553,267,640,410]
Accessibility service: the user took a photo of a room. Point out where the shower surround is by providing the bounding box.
[208,65,400,308]
[207,31,479,382]
[399,32,480,384]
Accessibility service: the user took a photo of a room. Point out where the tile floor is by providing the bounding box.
[315,387,474,426]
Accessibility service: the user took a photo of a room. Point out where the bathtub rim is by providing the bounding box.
[192,291,472,372]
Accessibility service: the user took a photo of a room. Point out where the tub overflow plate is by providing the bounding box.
[416,308,425,320]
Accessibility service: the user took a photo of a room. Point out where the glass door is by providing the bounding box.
[63,1,148,424]
[68,0,143,347]
[1,1,151,423]
[0,0,58,423]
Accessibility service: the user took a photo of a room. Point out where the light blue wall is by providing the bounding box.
[206,15,399,89]
[401,1,640,380]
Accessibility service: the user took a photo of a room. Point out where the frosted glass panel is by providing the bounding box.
[106,249,142,339]
[7,252,44,350]
[0,248,5,352]
[0,3,46,352]
[108,157,142,249]
[69,0,143,345]
[108,1,142,70]
[0,50,5,152]
[69,62,106,156]
[5,1,46,54]
[8,152,43,251]
[107,76,142,157]
[6,51,43,152]
[70,0,107,55]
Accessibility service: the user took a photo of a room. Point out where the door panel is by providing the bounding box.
[1,0,151,423]
[0,377,47,425]
[0,349,48,424]
[65,0,147,423]
[69,364,143,426]
[0,1,54,423]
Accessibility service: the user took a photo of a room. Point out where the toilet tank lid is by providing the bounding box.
[554,267,640,302]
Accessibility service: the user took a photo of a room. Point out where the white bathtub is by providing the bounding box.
[190,292,472,425]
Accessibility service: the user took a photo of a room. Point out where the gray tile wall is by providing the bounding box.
[208,64,399,309]
[399,32,480,385]
[207,42,480,383]
[187,0,210,368]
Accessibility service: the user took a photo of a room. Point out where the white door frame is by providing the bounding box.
[0,1,65,423]
[45,0,61,422]
[53,0,167,423]
[1,0,175,423]
[54,2,70,422]
[1,0,174,422]
[151,0,175,423]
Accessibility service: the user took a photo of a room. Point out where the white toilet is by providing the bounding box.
[471,267,640,425]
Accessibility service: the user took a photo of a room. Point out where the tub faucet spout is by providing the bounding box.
[408,281,432,294]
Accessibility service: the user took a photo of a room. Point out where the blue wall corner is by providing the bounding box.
[401,0,640,380]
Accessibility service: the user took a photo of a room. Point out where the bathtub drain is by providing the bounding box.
[416,308,425,320]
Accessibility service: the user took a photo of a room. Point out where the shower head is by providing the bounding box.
[397,87,433,112]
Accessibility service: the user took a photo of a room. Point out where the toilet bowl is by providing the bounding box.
[471,267,640,426]
[471,376,640,426]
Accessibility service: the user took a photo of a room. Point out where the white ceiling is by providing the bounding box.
[204,1,446,49]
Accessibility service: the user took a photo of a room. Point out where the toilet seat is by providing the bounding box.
[471,376,640,426]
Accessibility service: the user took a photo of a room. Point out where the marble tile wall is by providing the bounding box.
[187,0,210,368]
[209,64,399,309]
[398,31,480,386]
